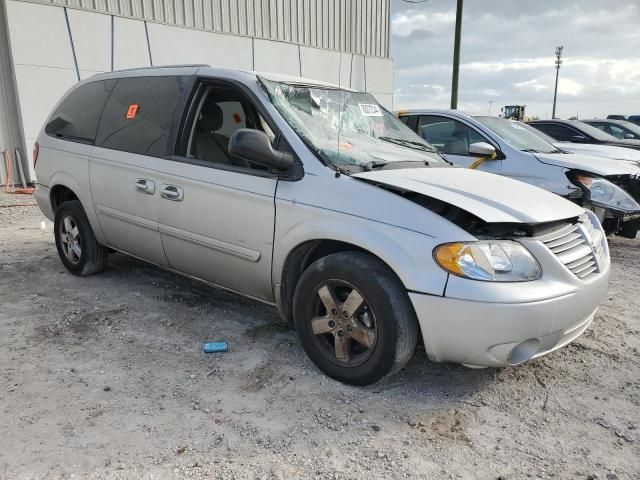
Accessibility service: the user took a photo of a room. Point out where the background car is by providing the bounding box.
[582,119,640,140]
[398,110,640,238]
[525,122,640,166]
[607,114,640,126]
[529,119,640,150]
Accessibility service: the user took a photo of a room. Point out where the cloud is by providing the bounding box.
[390,0,640,118]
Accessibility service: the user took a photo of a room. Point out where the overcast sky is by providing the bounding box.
[390,0,640,119]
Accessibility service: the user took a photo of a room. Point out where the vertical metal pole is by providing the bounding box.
[552,67,559,119]
[450,0,463,109]
[552,46,563,119]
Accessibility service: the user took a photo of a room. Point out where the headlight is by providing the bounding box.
[570,174,640,213]
[434,241,541,282]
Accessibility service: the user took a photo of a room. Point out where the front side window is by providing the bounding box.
[261,79,445,172]
[95,76,187,157]
[418,115,487,155]
[612,122,640,139]
[181,83,274,170]
[46,80,116,144]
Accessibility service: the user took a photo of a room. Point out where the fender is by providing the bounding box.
[272,205,453,297]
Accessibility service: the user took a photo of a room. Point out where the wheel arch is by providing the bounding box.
[47,171,106,244]
[274,224,446,326]
[50,183,80,212]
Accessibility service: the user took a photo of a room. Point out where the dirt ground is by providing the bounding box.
[1,192,639,479]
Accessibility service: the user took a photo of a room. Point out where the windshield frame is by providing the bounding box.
[259,77,446,173]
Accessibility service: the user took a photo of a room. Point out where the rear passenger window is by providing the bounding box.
[45,80,116,144]
[95,76,186,157]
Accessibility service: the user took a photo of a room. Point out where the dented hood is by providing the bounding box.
[353,168,585,224]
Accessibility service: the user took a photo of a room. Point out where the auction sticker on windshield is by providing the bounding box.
[359,103,383,117]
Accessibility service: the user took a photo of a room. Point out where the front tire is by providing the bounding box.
[54,200,108,276]
[293,252,418,386]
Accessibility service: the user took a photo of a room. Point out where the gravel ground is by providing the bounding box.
[1,192,639,479]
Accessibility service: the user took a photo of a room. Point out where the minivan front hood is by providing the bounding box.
[534,151,640,176]
[353,168,585,224]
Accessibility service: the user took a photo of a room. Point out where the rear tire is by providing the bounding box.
[293,252,418,386]
[54,200,108,276]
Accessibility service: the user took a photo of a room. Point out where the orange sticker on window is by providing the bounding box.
[126,104,139,119]
[232,112,242,124]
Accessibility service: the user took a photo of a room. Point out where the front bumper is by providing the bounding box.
[411,212,611,367]
[410,279,606,367]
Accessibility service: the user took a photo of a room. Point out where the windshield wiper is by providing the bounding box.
[378,136,438,152]
[364,159,429,171]
[521,148,542,153]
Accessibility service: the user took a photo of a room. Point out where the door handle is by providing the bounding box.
[135,179,155,194]
[160,185,184,201]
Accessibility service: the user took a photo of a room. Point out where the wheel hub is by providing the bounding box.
[310,282,377,366]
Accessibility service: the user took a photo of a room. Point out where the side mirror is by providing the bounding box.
[570,134,588,142]
[624,133,635,139]
[468,142,497,158]
[228,129,294,171]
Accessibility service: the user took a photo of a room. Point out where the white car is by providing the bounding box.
[398,110,640,239]
[34,66,610,385]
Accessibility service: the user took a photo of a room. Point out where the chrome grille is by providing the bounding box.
[537,213,606,280]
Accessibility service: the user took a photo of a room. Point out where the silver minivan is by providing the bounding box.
[35,66,610,385]
[398,110,640,239]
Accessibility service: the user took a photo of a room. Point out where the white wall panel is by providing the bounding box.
[12,0,390,58]
[253,39,300,77]
[13,64,76,147]
[6,1,74,69]
[349,54,366,91]
[67,9,110,71]
[148,24,252,69]
[338,51,352,88]
[364,56,393,93]
[113,16,150,69]
[299,46,340,84]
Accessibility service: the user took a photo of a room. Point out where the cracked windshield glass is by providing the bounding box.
[261,78,446,172]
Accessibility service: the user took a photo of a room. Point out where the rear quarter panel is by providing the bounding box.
[35,133,106,243]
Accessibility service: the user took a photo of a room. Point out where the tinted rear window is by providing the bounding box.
[95,76,186,157]
[45,80,116,144]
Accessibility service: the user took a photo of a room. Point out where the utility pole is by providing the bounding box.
[450,0,463,109]
[488,101,494,115]
[552,46,563,119]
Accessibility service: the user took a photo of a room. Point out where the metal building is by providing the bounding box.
[0,0,393,184]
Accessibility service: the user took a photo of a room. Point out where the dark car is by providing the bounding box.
[607,114,640,126]
[528,119,640,151]
[583,119,640,141]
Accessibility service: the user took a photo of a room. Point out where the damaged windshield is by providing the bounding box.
[261,78,446,172]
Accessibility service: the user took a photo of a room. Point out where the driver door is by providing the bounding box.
[155,80,279,302]
[417,115,502,174]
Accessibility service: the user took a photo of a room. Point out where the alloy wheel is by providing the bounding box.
[58,215,82,265]
[309,280,377,367]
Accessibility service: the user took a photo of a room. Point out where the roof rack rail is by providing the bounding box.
[112,64,211,73]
